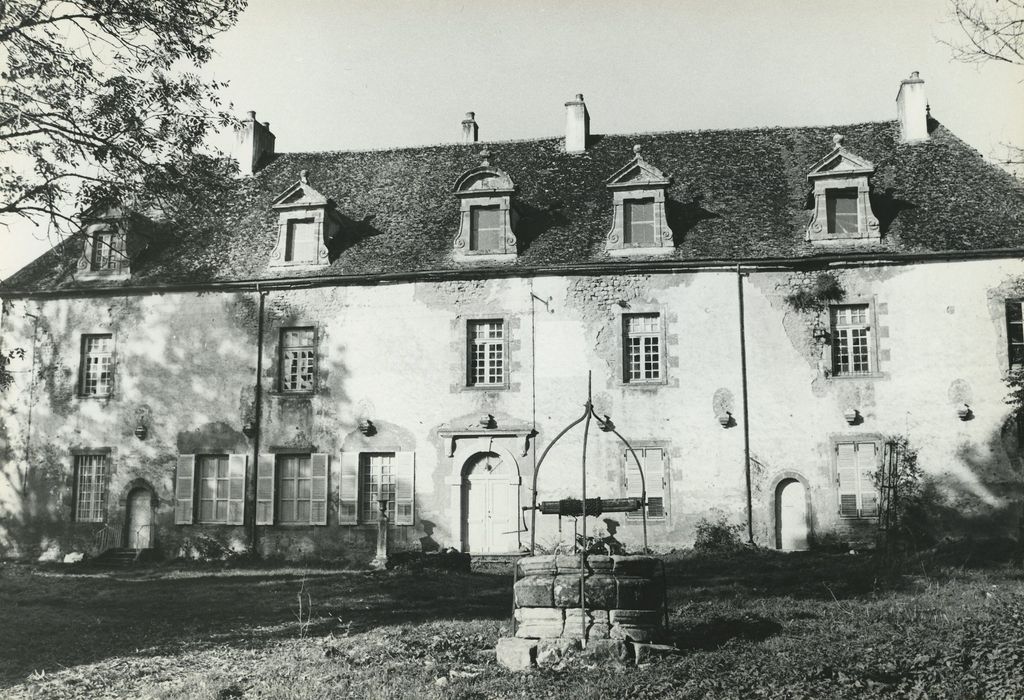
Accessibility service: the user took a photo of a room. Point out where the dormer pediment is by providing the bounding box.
[606,152,671,190]
[272,172,330,210]
[453,166,515,196]
[807,147,875,180]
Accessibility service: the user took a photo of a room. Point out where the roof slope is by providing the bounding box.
[6,119,1024,291]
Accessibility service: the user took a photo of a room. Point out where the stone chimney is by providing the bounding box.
[461,112,479,143]
[564,94,590,153]
[233,110,276,176]
[896,72,929,143]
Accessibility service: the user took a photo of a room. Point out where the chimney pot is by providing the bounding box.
[896,72,929,143]
[233,109,276,176]
[564,93,590,153]
[461,111,479,144]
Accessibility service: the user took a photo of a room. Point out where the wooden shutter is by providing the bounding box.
[175,454,196,524]
[857,442,879,517]
[338,452,359,525]
[645,448,666,517]
[310,453,329,525]
[836,442,858,517]
[395,451,415,525]
[227,454,247,525]
[256,453,275,525]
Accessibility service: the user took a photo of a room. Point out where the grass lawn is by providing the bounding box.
[2,547,1024,699]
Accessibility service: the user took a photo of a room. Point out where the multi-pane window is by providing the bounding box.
[1007,301,1024,367]
[277,454,313,524]
[284,219,318,264]
[623,198,656,246]
[836,441,879,518]
[468,319,505,386]
[90,231,123,271]
[75,454,107,522]
[280,327,316,392]
[625,447,667,518]
[624,313,661,382]
[79,334,113,396]
[831,305,872,376]
[360,452,396,523]
[197,455,230,524]
[470,205,502,252]
[826,188,859,235]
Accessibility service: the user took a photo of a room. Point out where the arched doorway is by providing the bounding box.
[126,487,154,549]
[462,452,518,554]
[775,479,809,551]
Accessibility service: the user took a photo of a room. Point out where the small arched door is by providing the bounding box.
[775,479,809,551]
[461,452,517,554]
[126,488,154,549]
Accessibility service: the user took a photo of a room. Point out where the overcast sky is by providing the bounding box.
[2,0,1022,278]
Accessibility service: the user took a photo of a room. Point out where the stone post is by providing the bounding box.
[370,498,390,570]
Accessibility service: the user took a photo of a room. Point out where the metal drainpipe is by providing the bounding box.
[737,264,754,544]
[249,287,268,554]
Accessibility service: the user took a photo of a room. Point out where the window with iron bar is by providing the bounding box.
[80,334,113,396]
[197,455,231,524]
[623,313,661,382]
[468,319,505,386]
[280,327,316,392]
[831,304,872,376]
[1006,300,1024,367]
[75,454,108,522]
[360,452,396,524]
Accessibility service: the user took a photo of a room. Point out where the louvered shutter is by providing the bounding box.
[645,448,666,517]
[624,449,642,518]
[857,442,879,517]
[175,454,196,524]
[310,453,329,525]
[227,454,247,525]
[338,452,359,524]
[836,442,859,517]
[395,451,415,525]
[256,453,275,525]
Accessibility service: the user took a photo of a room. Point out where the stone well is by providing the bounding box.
[512,553,667,644]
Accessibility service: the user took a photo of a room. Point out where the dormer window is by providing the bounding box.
[90,228,123,271]
[284,219,318,264]
[77,207,132,279]
[470,205,502,252]
[807,135,880,244]
[269,170,337,269]
[624,198,656,246]
[605,146,674,256]
[453,150,517,263]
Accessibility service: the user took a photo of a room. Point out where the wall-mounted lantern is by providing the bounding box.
[480,413,496,429]
[133,423,147,440]
[812,322,830,344]
[843,408,859,425]
[242,421,255,438]
[717,412,732,428]
[956,403,972,421]
[358,418,376,436]
[598,414,616,432]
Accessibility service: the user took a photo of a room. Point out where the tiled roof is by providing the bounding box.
[6,119,1024,292]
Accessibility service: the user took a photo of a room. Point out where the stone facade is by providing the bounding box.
[2,257,1023,561]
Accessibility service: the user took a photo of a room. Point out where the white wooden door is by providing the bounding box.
[463,453,516,554]
[777,480,809,551]
[127,489,153,549]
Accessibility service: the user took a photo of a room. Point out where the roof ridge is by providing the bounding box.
[268,120,900,160]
